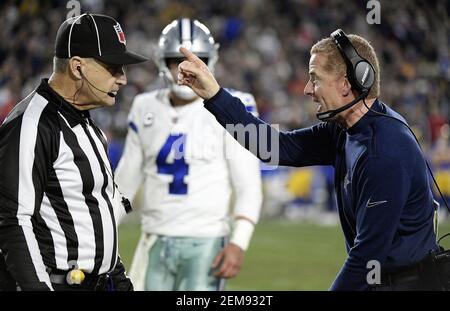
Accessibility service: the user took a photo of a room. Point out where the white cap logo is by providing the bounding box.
[113,23,126,45]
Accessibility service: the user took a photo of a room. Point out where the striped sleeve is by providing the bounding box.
[0,95,57,290]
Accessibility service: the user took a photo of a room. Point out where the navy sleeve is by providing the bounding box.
[330,156,410,290]
[204,88,337,166]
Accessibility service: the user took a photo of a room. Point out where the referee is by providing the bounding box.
[0,13,148,291]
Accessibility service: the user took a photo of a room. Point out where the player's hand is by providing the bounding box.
[211,243,244,279]
[178,47,220,100]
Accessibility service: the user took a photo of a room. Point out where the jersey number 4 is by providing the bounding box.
[156,134,189,195]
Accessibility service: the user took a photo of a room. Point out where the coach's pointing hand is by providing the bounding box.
[178,47,220,100]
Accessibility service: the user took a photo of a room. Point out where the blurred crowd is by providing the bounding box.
[1,0,449,220]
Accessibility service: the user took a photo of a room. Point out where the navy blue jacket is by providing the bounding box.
[204,88,438,290]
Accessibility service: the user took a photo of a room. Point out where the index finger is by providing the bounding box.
[179,47,204,65]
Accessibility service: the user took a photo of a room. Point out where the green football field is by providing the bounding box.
[118,221,450,291]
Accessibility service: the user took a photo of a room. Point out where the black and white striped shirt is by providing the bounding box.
[0,79,122,290]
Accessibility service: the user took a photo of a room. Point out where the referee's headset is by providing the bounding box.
[76,66,116,98]
[326,29,450,244]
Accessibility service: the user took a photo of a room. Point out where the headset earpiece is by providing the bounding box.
[354,60,374,91]
[330,29,375,94]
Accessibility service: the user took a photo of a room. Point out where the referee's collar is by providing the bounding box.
[37,79,91,127]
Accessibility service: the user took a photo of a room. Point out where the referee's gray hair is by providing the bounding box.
[53,57,69,73]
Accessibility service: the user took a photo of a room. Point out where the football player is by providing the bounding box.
[115,18,262,291]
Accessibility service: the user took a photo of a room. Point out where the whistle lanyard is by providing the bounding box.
[84,118,132,214]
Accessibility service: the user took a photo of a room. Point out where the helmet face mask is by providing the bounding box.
[156,18,219,100]
[164,57,209,68]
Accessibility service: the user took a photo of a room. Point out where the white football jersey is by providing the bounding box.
[115,88,262,238]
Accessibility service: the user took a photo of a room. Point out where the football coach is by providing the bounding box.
[177,29,442,290]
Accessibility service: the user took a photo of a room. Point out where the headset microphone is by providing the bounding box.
[77,67,116,98]
[316,90,368,121]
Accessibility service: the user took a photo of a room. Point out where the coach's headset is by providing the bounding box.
[316,29,375,121]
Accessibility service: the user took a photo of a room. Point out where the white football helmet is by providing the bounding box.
[156,18,219,100]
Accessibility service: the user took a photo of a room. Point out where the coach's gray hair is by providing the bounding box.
[53,57,69,73]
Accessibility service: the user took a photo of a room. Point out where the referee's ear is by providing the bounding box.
[68,57,83,80]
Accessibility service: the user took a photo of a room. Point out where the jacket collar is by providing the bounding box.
[37,78,91,127]
[346,98,384,135]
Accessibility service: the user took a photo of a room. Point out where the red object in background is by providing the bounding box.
[0,99,15,123]
[428,113,447,144]
[288,78,307,96]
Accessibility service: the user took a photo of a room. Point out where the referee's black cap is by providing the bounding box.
[55,13,148,65]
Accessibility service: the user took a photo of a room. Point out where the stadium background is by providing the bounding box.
[1,0,449,290]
